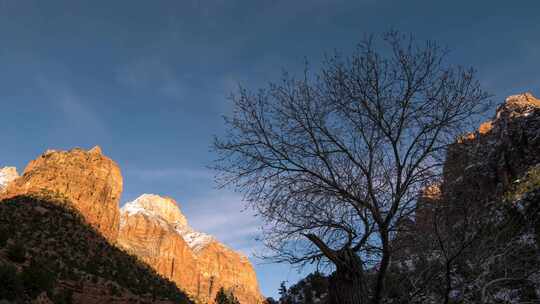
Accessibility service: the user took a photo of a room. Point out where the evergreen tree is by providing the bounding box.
[6,241,26,263]
[20,261,56,298]
[0,263,22,300]
[228,292,240,304]
[278,281,290,304]
[278,281,287,298]
[214,287,240,304]
[215,288,229,304]
[264,297,278,304]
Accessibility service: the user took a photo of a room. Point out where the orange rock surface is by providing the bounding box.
[1,147,264,303]
[1,146,123,242]
[195,240,262,304]
[118,207,201,299]
[118,194,264,303]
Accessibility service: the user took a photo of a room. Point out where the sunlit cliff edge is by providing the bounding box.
[0,146,264,303]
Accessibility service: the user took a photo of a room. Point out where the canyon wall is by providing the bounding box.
[0,147,263,303]
[0,146,122,242]
[416,92,540,222]
[118,194,264,304]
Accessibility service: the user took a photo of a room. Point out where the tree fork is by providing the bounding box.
[329,248,369,304]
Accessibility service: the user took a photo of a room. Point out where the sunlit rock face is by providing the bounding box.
[443,92,540,203]
[0,166,18,192]
[195,240,263,304]
[118,195,200,300]
[0,148,262,302]
[118,194,264,304]
[414,183,442,231]
[408,92,540,239]
[123,194,189,226]
[408,93,540,243]
[0,146,123,242]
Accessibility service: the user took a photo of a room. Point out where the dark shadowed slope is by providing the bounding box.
[0,193,194,304]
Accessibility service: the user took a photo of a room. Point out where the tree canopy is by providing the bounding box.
[214,31,490,304]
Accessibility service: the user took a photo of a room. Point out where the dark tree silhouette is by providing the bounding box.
[278,281,287,298]
[264,297,278,304]
[215,288,229,304]
[215,287,240,304]
[214,31,490,304]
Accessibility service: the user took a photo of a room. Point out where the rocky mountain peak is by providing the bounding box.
[443,92,540,204]
[497,92,540,119]
[1,149,264,303]
[121,194,216,252]
[0,147,123,242]
[504,92,540,107]
[457,92,540,142]
[122,194,188,227]
[89,145,103,155]
[118,194,263,303]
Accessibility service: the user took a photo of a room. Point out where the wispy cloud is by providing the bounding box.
[128,167,214,181]
[115,56,186,100]
[35,77,108,140]
[183,190,265,258]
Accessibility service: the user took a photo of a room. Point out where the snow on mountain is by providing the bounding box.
[175,225,215,252]
[119,193,264,303]
[0,166,18,191]
[121,193,214,251]
[122,194,188,225]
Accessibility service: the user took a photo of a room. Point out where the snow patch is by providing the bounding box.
[122,193,215,251]
[122,200,151,217]
[0,167,18,190]
[176,225,215,252]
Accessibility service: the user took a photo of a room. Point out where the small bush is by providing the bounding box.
[0,263,23,300]
[20,261,56,298]
[110,284,120,296]
[51,288,74,304]
[6,242,26,263]
[215,287,240,304]
[505,165,540,202]
[0,196,192,303]
[0,229,8,248]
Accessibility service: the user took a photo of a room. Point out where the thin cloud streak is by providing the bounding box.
[115,56,187,101]
[182,190,264,258]
[35,77,108,142]
[128,167,214,181]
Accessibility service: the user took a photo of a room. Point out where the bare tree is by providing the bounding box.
[213,31,490,304]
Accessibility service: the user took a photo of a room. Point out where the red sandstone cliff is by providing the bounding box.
[1,146,122,242]
[118,194,264,304]
[195,240,262,304]
[0,147,264,303]
[117,195,201,299]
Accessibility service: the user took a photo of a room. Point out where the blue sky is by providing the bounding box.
[0,0,539,299]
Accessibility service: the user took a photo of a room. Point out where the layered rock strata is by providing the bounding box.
[118,194,263,304]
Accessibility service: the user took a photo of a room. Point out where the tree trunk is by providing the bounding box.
[372,233,390,304]
[328,248,369,304]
